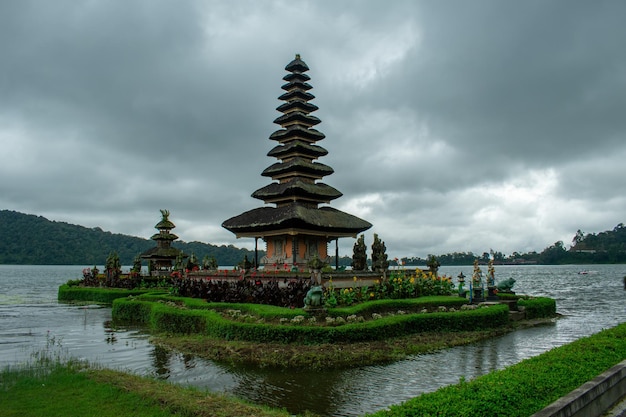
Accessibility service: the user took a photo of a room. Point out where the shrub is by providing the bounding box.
[174,278,310,308]
[325,270,455,307]
[111,299,153,324]
[112,296,510,344]
[326,296,468,318]
[58,285,150,304]
[518,297,556,319]
[149,304,208,334]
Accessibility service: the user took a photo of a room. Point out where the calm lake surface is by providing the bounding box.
[1,264,626,416]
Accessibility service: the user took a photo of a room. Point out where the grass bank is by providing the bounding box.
[367,321,626,417]
[0,361,311,417]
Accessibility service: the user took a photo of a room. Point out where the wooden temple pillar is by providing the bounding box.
[254,237,259,269]
[335,238,339,269]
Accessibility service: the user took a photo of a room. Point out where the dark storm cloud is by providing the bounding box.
[1,1,625,258]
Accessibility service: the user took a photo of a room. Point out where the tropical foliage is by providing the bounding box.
[325,269,455,308]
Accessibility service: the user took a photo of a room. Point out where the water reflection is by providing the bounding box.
[227,366,347,414]
[151,345,172,378]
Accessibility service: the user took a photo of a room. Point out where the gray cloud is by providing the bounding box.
[1,1,625,259]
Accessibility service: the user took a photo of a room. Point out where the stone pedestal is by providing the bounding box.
[303,306,327,317]
[487,286,499,301]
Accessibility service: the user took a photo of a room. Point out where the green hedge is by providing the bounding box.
[368,322,626,417]
[114,295,469,321]
[57,285,153,304]
[149,303,209,334]
[519,297,556,319]
[204,305,509,344]
[327,296,469,317]
[495,292,518,300]
[109,299,154,324]
[112,296,511,344]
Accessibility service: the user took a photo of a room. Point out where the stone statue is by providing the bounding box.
[496,278,516,292]
[304,286,324,309]
[472,259,483,286]
[487,259,496,286]
[371,233,389,273]
[351,234,368,271]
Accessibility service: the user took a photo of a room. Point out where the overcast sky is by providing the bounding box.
[2,1,625,259]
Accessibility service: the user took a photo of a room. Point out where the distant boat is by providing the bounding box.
[578,270,598,275]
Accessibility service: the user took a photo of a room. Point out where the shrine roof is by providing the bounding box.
[155,219,175,229]
[283,72,310,82]
[270,126,325,142]
[285,54,309,73]
[276,100,318,114]
[140,246,185,259]
[273,111,321,127]
[261,158,334,178]
[252,180,342,202]
[267,141,328,158]
[150,233,179,241]
[222,203,372,237]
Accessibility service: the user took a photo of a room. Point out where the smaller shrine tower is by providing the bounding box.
[140,209,186,274]
[222,55,371,270]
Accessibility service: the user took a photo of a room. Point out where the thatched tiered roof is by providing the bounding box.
[222,54,371,239]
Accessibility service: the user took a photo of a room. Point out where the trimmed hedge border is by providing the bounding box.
[368,322,626,417]
[59,286,556,345]
[111,295,511,344]
[57,284,155,304]
[327,296,469,317]
[519,296,557,319]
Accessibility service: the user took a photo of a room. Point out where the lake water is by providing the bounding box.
[1,264,625,416]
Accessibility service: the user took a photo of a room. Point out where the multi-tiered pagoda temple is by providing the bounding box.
[141,209,186,274]
[222,55,371,270]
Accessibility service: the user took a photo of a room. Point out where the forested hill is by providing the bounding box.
[572,224,626,252]
[0,210,260,266]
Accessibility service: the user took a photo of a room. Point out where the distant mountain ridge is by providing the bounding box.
[2,209,625,266]
[0,210,261,266]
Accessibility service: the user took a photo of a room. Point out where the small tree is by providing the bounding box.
[131,255,142,276]
[105,251,121,286]
[202,255,218,271]
[351,234,368,271]
[174,252,185,271]
[371,234,389,273]
[186,252,199,271]
[426,254,440,276]
[238,254,252,272]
